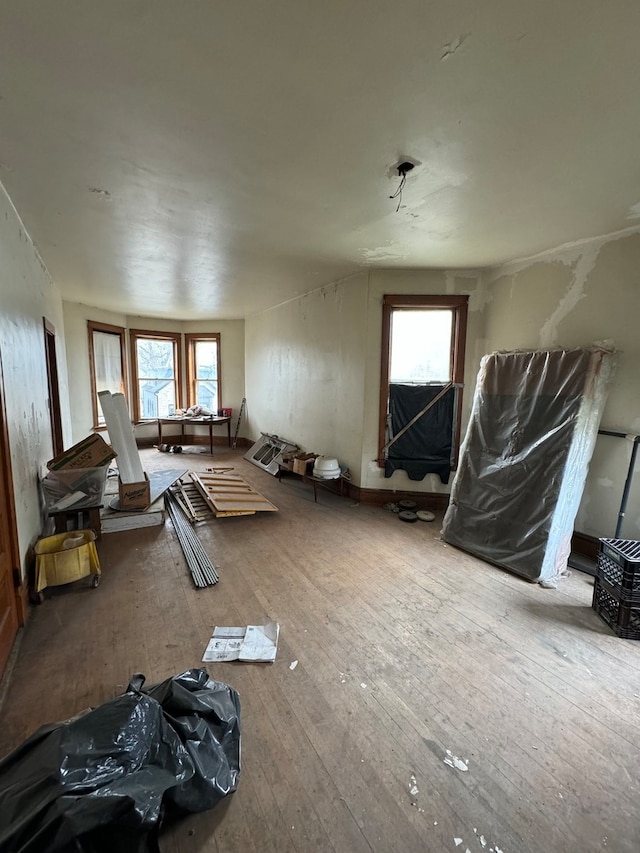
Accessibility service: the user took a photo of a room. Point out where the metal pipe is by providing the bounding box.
[170,490,220,583]
[597,429,640,539]
[166,492,219,585]
[616,438,640,539]
[167,496,203,584]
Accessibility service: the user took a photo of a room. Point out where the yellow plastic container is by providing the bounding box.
[34,530,101,593]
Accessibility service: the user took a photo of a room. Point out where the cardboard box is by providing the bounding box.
[47,434,116,471]
[118,473,151,511]
[292,453,318,475]
[278,450,296,471]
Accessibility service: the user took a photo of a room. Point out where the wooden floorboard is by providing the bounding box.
[1,447,639,852]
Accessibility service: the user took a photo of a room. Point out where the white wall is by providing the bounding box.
[62,303,245,446]
[485,231,640,539]
[0,183,70,575]
[245,273,369,479]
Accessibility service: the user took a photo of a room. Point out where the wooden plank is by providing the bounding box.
[190,470,278,516]
[214,502,276,512]
[209,494,274,504]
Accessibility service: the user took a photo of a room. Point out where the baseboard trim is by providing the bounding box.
[15,580,29,626]
[571,530,600,560]
[137,434,250,450]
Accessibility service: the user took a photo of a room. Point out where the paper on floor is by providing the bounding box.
[202,622,280,662]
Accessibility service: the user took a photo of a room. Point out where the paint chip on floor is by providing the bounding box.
[360,682,367,689]
[289,660,298,670]
[454,840,463,847]
[444,749,469,772]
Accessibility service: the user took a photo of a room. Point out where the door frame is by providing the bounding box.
[43,317,64,458]
[0,347,23,639]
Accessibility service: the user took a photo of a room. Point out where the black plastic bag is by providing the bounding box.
[0,668,241,853]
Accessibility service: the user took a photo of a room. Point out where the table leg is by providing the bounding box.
[227,418,231,447]
[157,419,163,446]
[209,422,214,455]
[87,507,102,539]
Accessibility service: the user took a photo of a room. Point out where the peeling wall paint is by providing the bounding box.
[440,33,470,60]
[539,244,599,347]
[486,231,640,538]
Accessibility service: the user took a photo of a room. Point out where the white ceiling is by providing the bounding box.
[1,2,640,319]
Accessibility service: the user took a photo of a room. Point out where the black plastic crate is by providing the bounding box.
[596,538,640,603]
[592,578,640,640]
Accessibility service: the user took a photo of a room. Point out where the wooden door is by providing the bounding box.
[0,349,19,677]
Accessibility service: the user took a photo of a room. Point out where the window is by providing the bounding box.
[88,321,127,429]
[130,330,182,421]
[378,295,468,473]
[186,334,221,412]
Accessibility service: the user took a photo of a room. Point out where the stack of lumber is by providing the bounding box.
[190,470,278,517]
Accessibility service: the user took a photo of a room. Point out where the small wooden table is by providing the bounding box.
[48,504,103,539]
[277,464,350,503]
[157,416,232,454]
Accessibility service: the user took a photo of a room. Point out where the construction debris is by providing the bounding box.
[168,480,212,523]
[191,470,278,517]
[165,490,219,587]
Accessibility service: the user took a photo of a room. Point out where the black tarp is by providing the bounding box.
[0,668,241,853]
[385,383,455,483]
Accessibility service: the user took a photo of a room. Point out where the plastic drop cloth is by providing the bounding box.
[0,668,241,853]
[441,346,614,583]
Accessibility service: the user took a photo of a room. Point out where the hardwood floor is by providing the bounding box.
[1,447,639,852]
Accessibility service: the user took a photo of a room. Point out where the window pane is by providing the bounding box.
[191,339,219,411]
[135,337,176,418]
[195,341,218,380]
[390,310,452,383]
[196,380,218,409]
[136,339,175,380]
[138,379,176,418]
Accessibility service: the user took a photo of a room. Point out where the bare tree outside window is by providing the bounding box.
[129,330,181,421]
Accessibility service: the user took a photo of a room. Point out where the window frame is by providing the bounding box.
[378,294,468,468]
[129,329,182,422]
[185,333,222,412]
[87,320,127,431]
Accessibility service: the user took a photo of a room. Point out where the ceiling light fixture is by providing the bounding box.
[389,161,415,212]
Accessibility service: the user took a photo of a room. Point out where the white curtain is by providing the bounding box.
[93,331,124,421]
